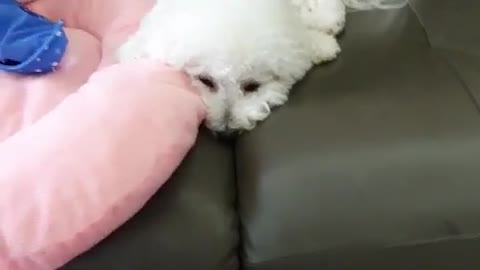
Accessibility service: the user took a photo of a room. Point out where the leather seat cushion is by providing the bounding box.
[236,3,480,269]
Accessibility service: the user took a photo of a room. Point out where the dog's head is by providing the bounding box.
[123,0,315,133]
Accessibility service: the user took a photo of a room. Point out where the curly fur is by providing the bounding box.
[116,0,404,133]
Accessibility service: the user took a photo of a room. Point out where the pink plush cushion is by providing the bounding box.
[0,1,206,270]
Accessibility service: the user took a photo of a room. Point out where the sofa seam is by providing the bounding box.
[386,232,480,248]
[434,50,480,115]
[232,139,245,270]
[407,1,433,48]
[246,233,480,268]
[408,2,480,115]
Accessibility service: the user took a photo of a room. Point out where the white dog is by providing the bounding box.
[117,0,406,133]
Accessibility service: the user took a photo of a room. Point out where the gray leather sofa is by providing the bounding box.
[62,1,480,269]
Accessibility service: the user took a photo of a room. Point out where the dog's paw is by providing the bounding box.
[231,101,271,130]
[291,0,346,35]
[248,101,271,123]
[264,90,289,107]
[244,101,271,130]
[309,31,341,64]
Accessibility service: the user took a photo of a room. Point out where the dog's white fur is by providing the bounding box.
[117,0,405,133]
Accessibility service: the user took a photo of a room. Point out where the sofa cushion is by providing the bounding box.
[409,0,480,54]
[61,129,239,270]
[409,0,480,108]
[236,3,480,270]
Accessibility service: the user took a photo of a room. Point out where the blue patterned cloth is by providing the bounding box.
[0,0,68,74]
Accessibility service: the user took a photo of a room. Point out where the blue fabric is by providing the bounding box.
[0,0,68,74]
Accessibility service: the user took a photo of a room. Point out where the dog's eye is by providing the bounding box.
[197,75,216,91]
[242,80,261,93]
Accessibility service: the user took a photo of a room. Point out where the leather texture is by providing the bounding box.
[63,1,480,269]
[62,129,239,270]
[237,2,480,270]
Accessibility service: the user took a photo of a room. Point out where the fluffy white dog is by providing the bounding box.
[117,0,406,133]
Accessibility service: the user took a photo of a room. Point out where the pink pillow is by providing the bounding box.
[0,2,206,269]
[0,61,205,270]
